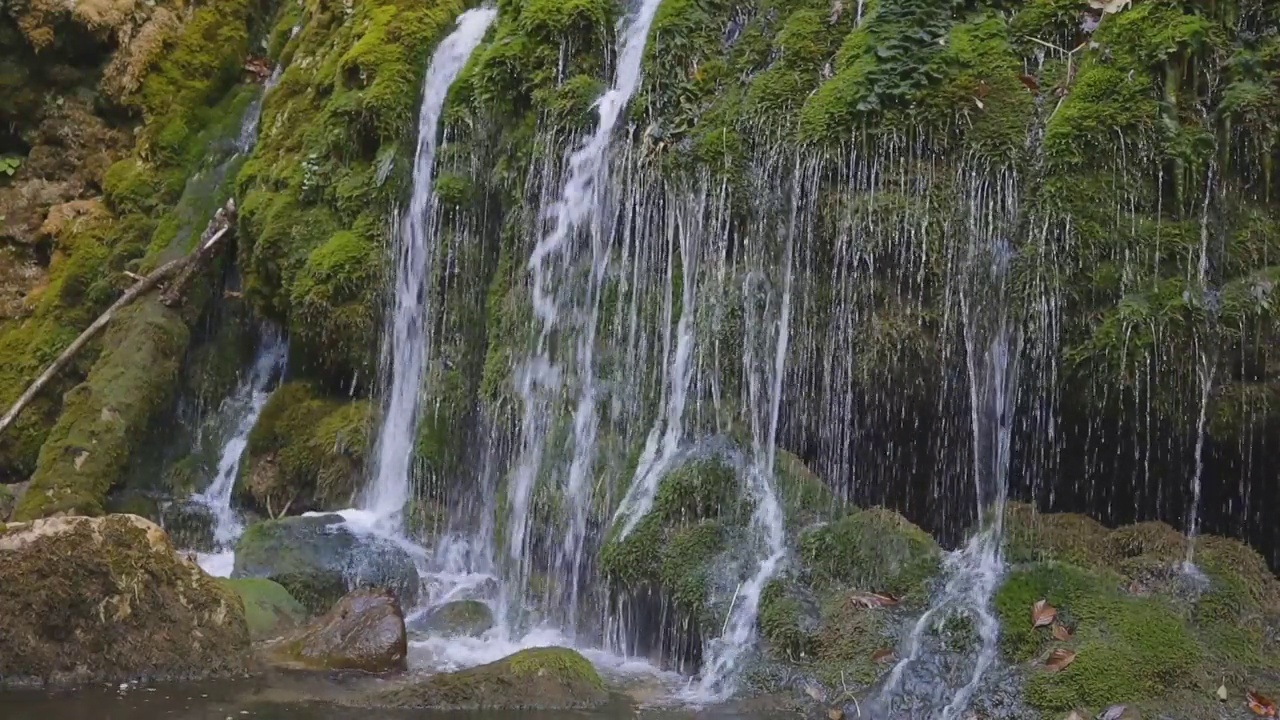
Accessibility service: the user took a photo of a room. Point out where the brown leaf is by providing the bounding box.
[1019,73,1040,92]
[1031,599,1057,629]
[827,708,844,720]
[1051,623,1072,641]
[1044,648,1076,672]
[1248,691,1278,717]
[847,591,900,609]
[871,648,897,664]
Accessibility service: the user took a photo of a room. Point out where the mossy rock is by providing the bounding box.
[798,508,941,600]
[0,514,250,686]
[366,646,608,710]
[415,599,495,638]
[235,383,371,516]
[0,484,16,521]
[219,578,307,642]
[231,514,419,614]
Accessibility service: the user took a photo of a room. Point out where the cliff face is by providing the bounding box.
[1,1,1279,549]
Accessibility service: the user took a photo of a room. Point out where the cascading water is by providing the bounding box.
[191,327,288,576]
[874,169,1023,717]
[362,6,498,530]
[506,0,666,628]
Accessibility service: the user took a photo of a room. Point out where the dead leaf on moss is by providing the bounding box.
[1044,648,1076,672]
[827,708,844,720]
[1217,684,1228,702]
[1020,74,1040,91]
[1248,691,1278,717]
[1051,622,1072,641]
[871,648,896,664]
[847,592,899,609]
[1032,599,1057,628]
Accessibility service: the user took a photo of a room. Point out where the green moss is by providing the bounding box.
[15,300,189,520]
[435,172,475,209]
[219,578,308,641]
[370,646,608,710]
[996,562,1202,712]
[758,581,816,661]
[798,508,940,599]
[237,382,370,515]
[288,230,381,382]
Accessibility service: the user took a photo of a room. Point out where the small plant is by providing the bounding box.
[0,155,22,177]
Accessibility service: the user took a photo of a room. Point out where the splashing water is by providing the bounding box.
[192,327,288,576]
[364,7,497,530]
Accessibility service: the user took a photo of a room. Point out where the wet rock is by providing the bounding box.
[158,499,216,553]
[265,587,407,672]
[232,514,419,614]
[412,599,495,637]
[219,578,307,641]
[365,646,608,710]
[0,514,250,687]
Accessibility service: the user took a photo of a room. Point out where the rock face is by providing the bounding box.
[413,600,495,637]
[0,514,250,686]
[232,514,420,614]
[266,587,407,672]
[219,578,307,641]
[367,647,608,710]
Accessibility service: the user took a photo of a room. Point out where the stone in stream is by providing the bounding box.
[219,577,307,641]
[0,514,250,687]
[411,599,495,637]
[265,587,407,672]
[232,513,419,614]
[363,646,609,710]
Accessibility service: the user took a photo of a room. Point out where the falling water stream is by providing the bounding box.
[191,327,288,577]
[362,7,498,531]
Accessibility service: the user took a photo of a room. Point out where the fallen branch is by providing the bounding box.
[0,200,236,438]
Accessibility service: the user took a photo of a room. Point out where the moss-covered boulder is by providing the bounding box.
[0,514,250,686]
[231,514,419,614]
[414,599,495,638]
[219,578,307,641]
[235,383,371,516]
[366,647,608,710]
[997,507,1280,717]
[798,508,942,600]
[265,587,406,672]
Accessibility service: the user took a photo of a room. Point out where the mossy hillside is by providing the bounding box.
[369,646,608,710]
[235,382,371,516]
[235,0,473,388]
[0,0,270,497]
[999,508,1280,714]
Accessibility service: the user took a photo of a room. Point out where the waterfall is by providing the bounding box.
[192,326,288,576]
[363,7,497,530]
[507,0,666,626]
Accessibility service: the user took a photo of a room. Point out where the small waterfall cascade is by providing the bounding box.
[362,6,498,531]
[874,169,1024,717]
[505,0,666,630]
[191,326,288,576]
[236,31,293,153]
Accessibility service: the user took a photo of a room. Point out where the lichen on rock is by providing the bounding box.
[0,514,250,687]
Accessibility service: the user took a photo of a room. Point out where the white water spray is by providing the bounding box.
[364,7,497,529]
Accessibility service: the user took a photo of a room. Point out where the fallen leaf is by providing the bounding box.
[1020,73,1040,91]
[1032,599,1057,629]
[847,592,899,609]
[1248,691,1278,717]
[1044,648,1076,672]
[871,648,897,664]
[1051,623,1072,641]
[1063,712,1087,720]
[1098,706,1127,720]
[1218,684,1228,702]
[827,708,844,720]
